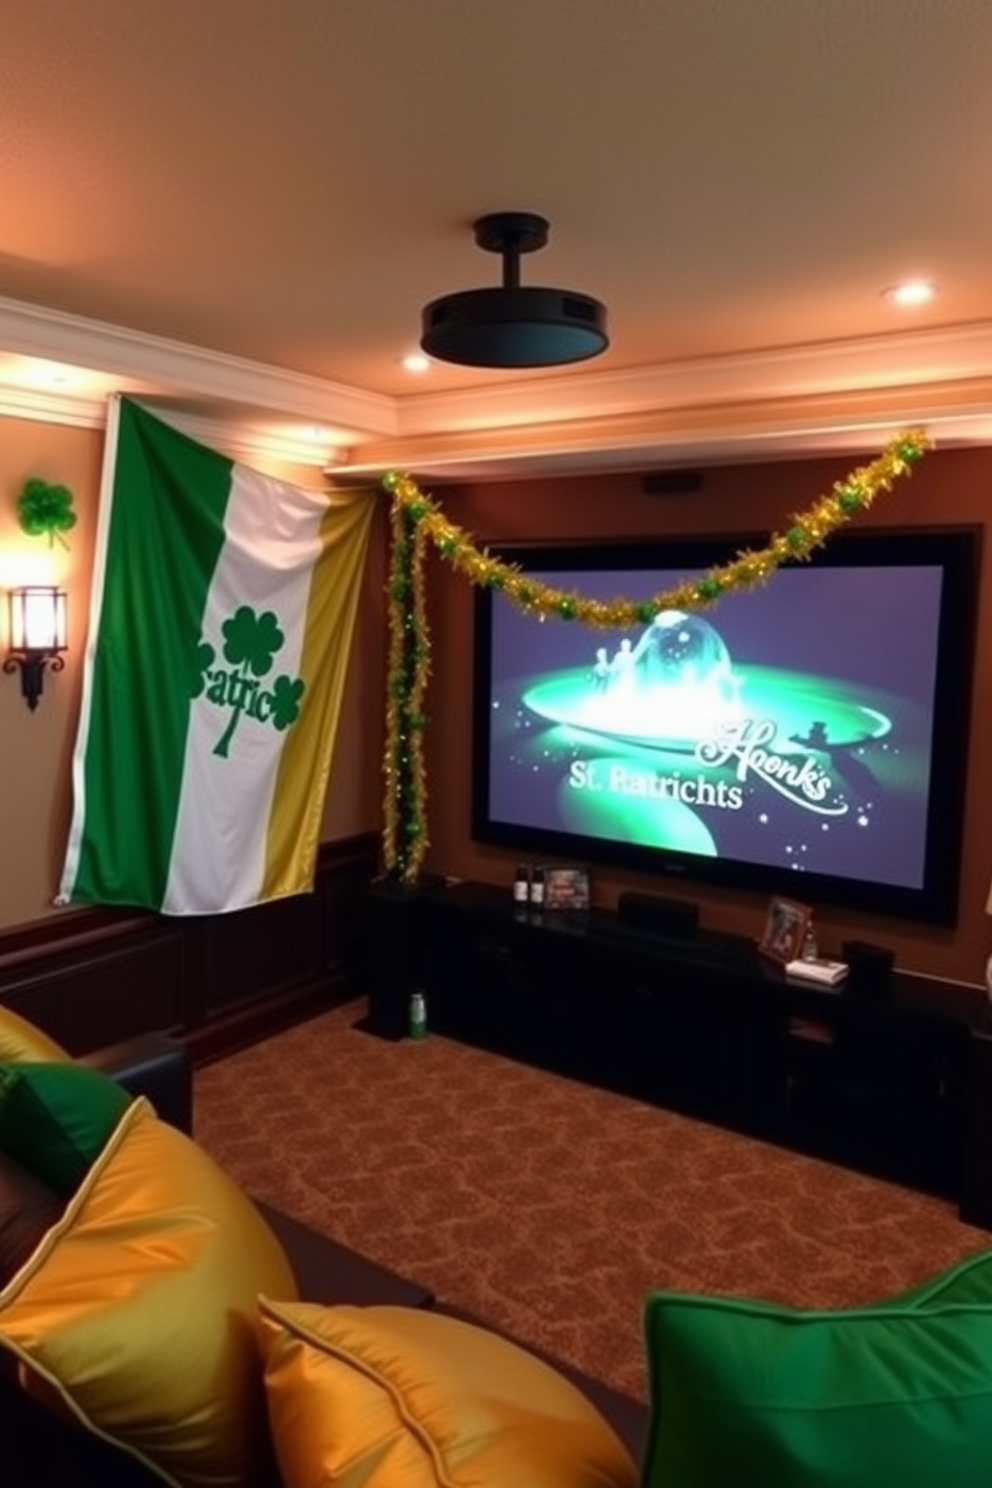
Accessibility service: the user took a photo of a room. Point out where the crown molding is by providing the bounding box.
[0,294,989,477]
[0,294,396,437]
[342,375,992,481]
[395,321,992,435]
[0,383,350,470]
[166,409,350,472]
[0,382,110,431]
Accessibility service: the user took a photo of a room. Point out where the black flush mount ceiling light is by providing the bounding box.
[420,212,609,369]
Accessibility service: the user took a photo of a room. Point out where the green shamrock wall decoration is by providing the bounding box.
[17,477,77,548]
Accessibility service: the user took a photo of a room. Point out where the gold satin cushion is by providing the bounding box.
[0,1005,68,1063]
[0,1097,298,1488]
[257,1299,638,1488]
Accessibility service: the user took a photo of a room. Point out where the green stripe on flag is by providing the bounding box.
[67,398,233,909]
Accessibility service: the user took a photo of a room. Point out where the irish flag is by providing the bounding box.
[59,396,375,915]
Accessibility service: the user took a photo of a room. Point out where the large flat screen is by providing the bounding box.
[472,527,979,924]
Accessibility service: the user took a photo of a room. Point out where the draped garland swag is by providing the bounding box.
[381,430,931,885]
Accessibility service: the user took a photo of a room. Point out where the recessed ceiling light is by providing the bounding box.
[883,280,938,307]
[402,352,431,373]
[28,360,76,388]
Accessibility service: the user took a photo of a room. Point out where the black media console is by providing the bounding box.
[367,878,992,1229]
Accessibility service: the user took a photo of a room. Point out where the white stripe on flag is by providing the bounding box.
[162,464,325,914]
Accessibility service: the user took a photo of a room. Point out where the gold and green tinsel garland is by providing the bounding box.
[381,428,931,883]
[381,493,433,880]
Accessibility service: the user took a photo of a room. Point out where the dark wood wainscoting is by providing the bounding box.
[0,834,378,1064]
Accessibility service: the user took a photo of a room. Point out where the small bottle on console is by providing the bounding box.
[530,865,546,908]
[801,921,819,962]
[408,990,428,1040]
[513,864,531,906]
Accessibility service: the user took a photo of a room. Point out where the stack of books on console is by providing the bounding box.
[784,956,850,987]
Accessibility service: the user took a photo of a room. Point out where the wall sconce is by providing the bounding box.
[4,586,68,711]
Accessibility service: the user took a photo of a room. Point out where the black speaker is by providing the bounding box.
[841,939,895,1000]
[617,891,700,939]
[642,470,703,496]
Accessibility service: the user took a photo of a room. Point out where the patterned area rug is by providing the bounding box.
[193,998,989,1400]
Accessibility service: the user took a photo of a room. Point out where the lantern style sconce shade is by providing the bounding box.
[4,586,68,711]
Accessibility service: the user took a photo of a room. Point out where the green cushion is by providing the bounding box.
[888,1246,992,1310]
[641,1289,992,1488]
[0,1062,131,1197]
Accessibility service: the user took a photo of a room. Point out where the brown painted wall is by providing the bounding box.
[5,414,990,996]
[0,413,387,930]
[420,445,992,990]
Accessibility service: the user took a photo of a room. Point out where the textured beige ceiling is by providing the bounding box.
[1,0,990,477]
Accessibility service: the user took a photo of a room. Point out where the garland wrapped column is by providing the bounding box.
[381,491,432,883]
[381,430,931,884]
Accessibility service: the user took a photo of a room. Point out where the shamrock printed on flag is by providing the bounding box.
[59,396,375,915]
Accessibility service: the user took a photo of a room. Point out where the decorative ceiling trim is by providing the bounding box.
[339,376,992,481]
[0,293,989,477]
[0,294,396,435]
[394,321,992,434]
[0,384,350,470]
[0,383,108,432]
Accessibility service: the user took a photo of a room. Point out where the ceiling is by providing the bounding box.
[1,0,990,481]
